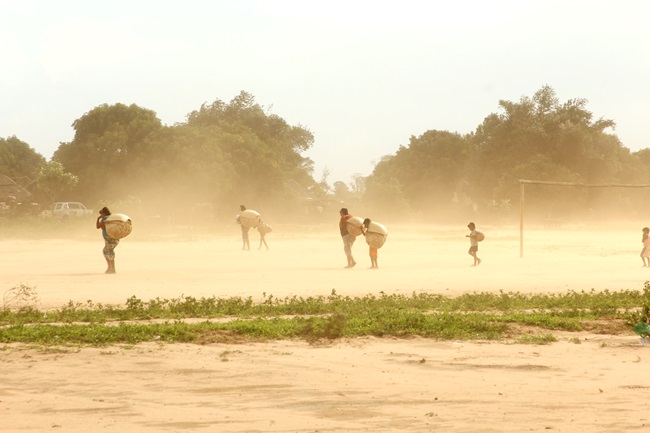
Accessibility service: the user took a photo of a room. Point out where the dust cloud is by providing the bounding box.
[1,221,647,309]
[3,220,650,433]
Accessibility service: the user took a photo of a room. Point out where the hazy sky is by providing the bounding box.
[1,0,649,183]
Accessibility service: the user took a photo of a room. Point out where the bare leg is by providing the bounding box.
[106,259,116,274]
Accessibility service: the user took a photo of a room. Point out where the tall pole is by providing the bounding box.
[519,181,524,258]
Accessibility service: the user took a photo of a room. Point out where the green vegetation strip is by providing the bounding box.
[1,285,649,346]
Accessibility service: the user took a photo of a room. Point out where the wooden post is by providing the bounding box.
[519,181,524,258]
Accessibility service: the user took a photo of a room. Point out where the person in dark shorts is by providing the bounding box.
[466,222,481,267]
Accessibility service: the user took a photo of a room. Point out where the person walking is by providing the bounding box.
[96,206,119,274]
[362,218,379,269]
[339,208,356,268]
[237,205,251,250]
[257,219,271,250]
[641,227,650,267]
[466,222,482,266]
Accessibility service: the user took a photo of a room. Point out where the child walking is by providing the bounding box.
[257,220,271,250]
[641,227,650,267]
[362,218,379,269]
[466,222,482,266]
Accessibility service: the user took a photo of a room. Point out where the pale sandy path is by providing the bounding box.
[2,336,649,433]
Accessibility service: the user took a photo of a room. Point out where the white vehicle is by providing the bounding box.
[48,202,93,218]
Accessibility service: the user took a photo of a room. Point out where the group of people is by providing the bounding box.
[338,208,382,269]
[92,206,650,272]
[96,204,484,274]
[237,205,270,250]
[339,208,483,269]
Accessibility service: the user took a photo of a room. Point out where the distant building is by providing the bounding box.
[0,174,33,203]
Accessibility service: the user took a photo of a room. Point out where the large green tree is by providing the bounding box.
[364,130,470,218]
[185,91,317,208]
[467,85,639,217]
[0,136,46,178]
[34,161,78,203]
[52,93,319,217]
[54,103,162,201]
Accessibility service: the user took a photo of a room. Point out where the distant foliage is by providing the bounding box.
[52,93,319,216]
[0,136,45,179]
[4,86,650,223]
[364,85,650,222]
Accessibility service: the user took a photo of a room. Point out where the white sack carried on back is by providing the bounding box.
[238,209,261,228]
[346,216,365,236]
[104,213,133,239]
[365,221,387,249]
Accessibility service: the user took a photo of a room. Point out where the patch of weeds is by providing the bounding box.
[515,334,557,345]
[2,285,41,323]
[219,349,242,362]
[1,284,649,346]
[299,313,347,343]
[39,346,74,354]
[569,337,582,344]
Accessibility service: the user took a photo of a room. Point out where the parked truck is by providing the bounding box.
[43,202,93,218]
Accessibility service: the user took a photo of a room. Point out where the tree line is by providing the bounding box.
[2,86,649,223]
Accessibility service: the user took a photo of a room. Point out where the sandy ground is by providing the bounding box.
[2,225,650,432]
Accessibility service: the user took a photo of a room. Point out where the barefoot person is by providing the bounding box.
[237,205,251,250]
[362,218,385,269]
[257,219,271,250]
[641,227,650,267]
[466,222,482,267]
[96,207,119,274]
[339,208,357,268]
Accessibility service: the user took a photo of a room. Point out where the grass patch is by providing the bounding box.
[1,283,650,347]
[515,333,558,345]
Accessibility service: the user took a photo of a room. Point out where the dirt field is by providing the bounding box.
[2,225,650,432]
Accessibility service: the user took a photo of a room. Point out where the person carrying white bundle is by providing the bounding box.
[236,205,260,250]
[257,219,272,250]
[95,206,119,274]
[338,208,357,268]
[466,221,483,266]
[361,218,387,269]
